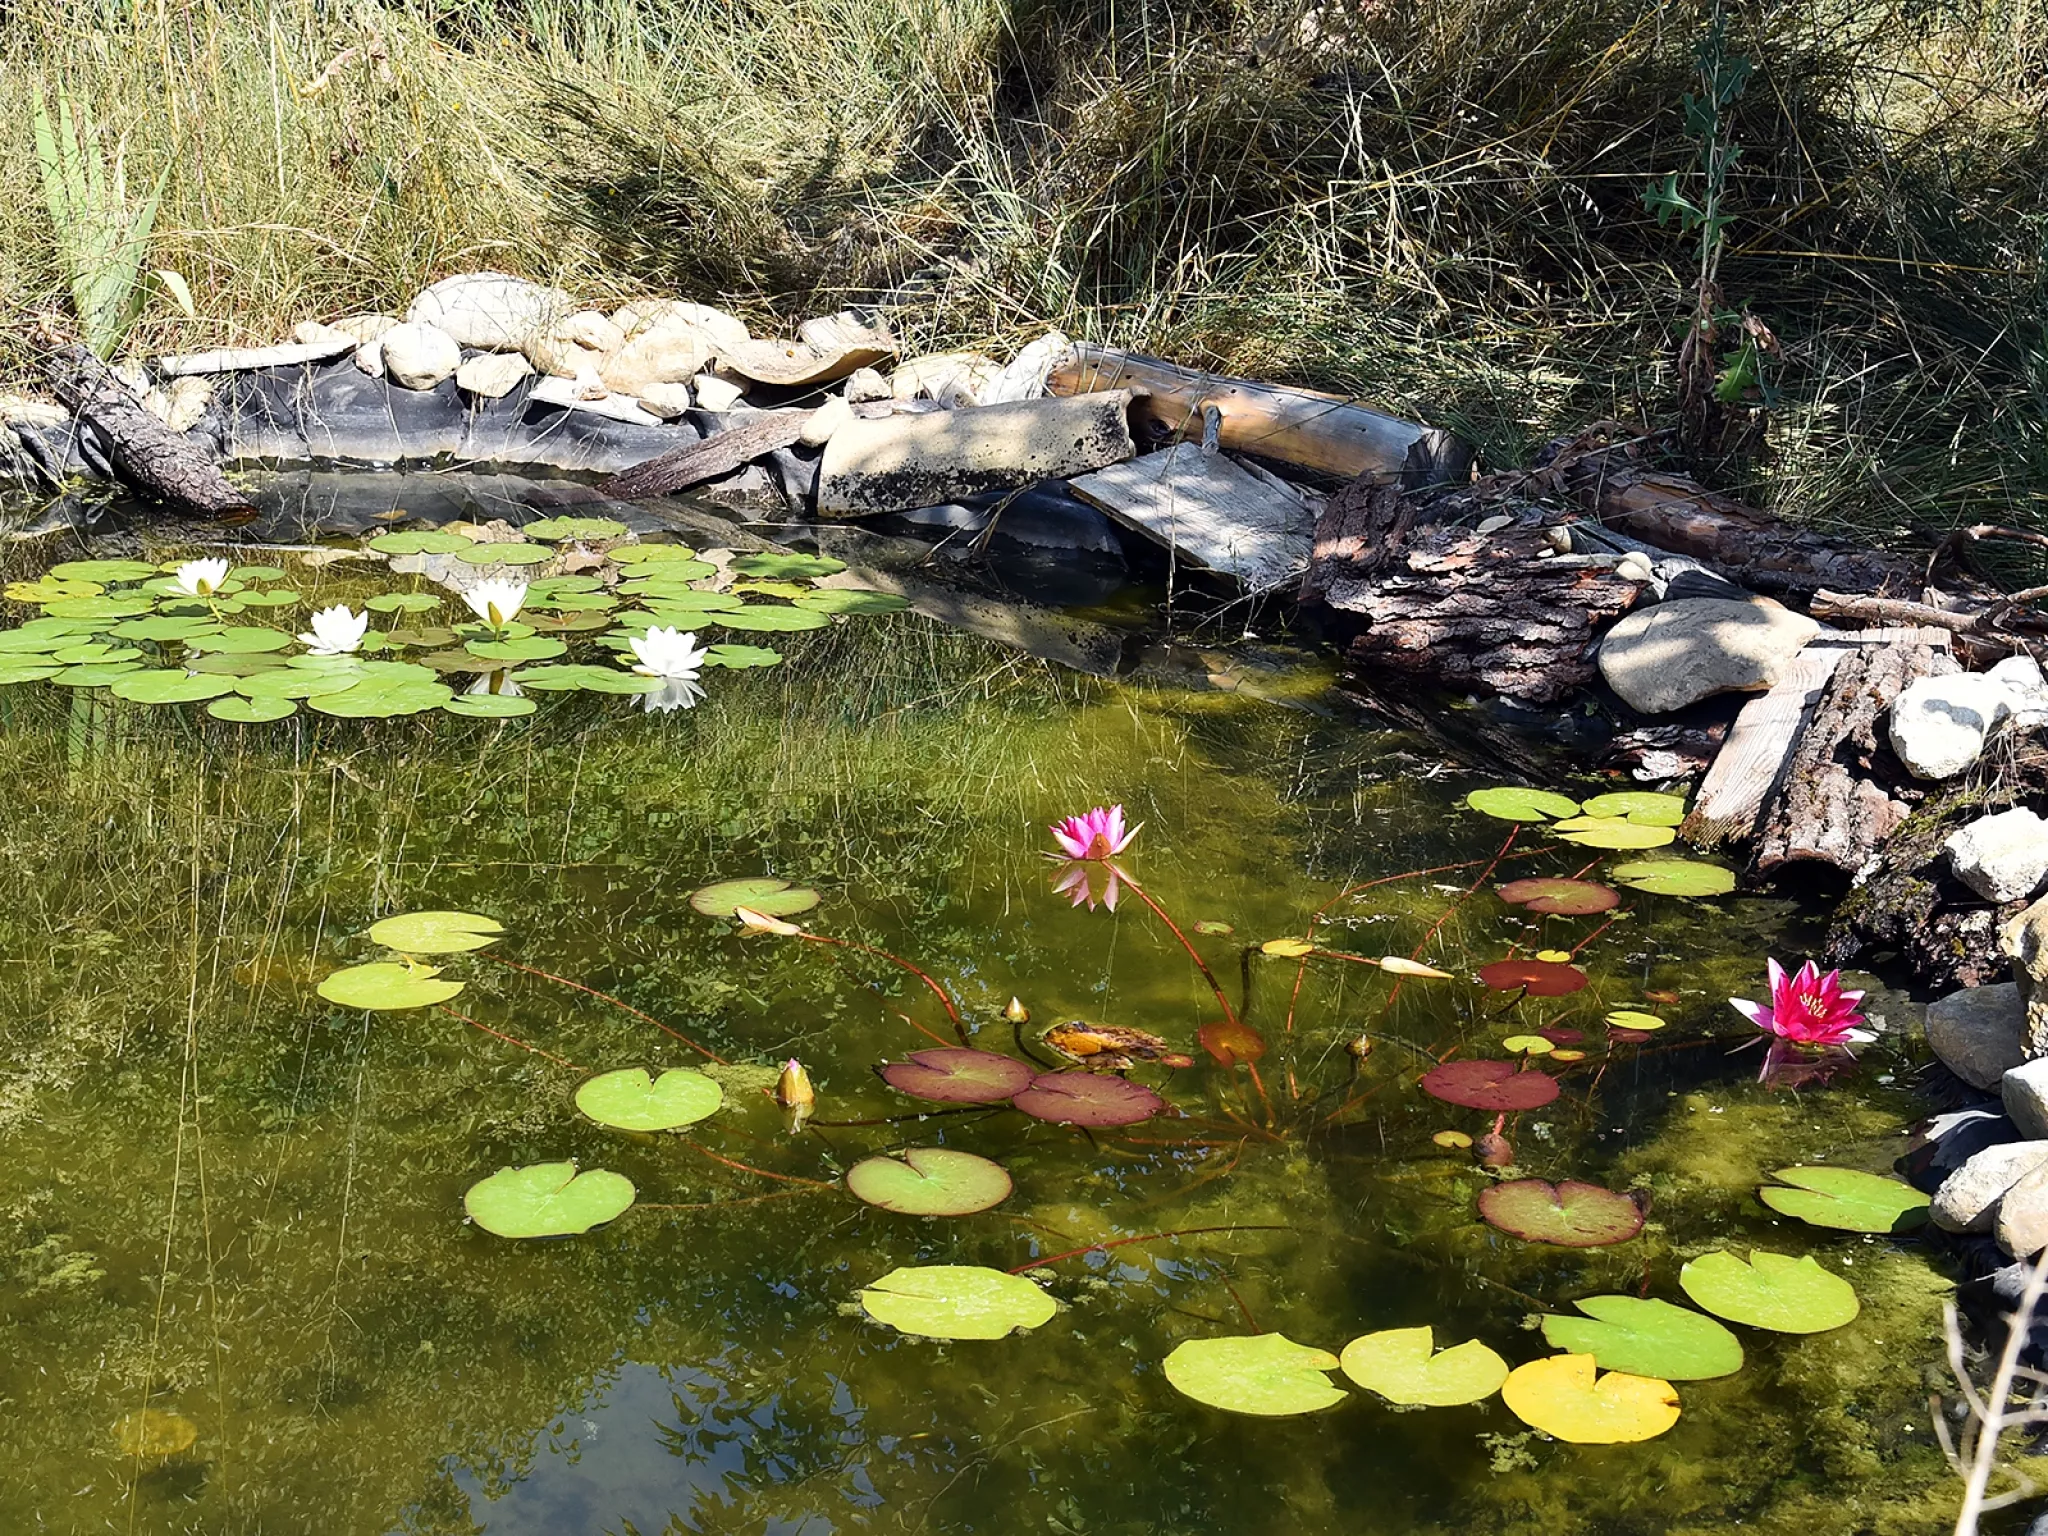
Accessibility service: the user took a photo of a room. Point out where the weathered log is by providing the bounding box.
[43,344,254,518]
[1047,344,1472,485]
[1304,481,1641,703]
[1752,637,1955,875]
[596,409,812,500]
[1682,646,1851,849]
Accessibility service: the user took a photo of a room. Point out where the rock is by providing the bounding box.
[2000,1160,2048,1256]
[561,310,625,354]
[612,300,749,352]
[406,273,574,351]
[1991,654,2048,728]
[379,321,463,390]
[527,374,662,426]
[353,338,385,379]
[331,313,400,345]
[163,376,214,434]
[455,351,534,400]
[984,330,1075,404]
[292,320,358,346]
[1948,808,2048,904]
[599,324,715,396]
[1928,982,2029,1088]
[636,381,694,419]
[2004,895,2048,1058]
[842,367,891,404]
[0,393,68,430]
[891,352,1001,408]
[798,394,853,447]
[1888,671,2014,779]
[157,337,359,377]
[1595,598,1821,714]
[523,331,606,380]
[2009,1059,2048,1139]
[724,333,894,388]
[1934,1139,2048,1231]
[1615,551,1654,583]
[692,375,744,412]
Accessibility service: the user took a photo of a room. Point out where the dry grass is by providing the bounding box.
[2,0,2045,545]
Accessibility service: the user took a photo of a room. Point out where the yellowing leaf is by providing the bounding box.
[1500,1353,1680,1443]
[1535,948,1573,963]
[1379,956,1454,979]
[1340,1326,1508,1407]
[1606,1010,1667,1031]
[734,904,803,936]
[1432,1130,1473,1149]
[153,268,196,317]
[1261,937,1314,958]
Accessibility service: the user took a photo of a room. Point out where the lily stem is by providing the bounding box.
[1116,868,1241,1030]
[798,932,969,1046]
[483,954,726,1063]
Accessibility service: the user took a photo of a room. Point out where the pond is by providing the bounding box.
[0,487,1968,1535]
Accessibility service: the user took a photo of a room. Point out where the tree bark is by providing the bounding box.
[597,409,812,500]
[43,344,254,518]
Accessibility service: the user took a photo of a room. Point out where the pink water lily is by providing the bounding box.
[1730,959,1872,1047]
[1049,804,1139,862]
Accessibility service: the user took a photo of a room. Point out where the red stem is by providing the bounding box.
[1006,1223,1293,1272]
[1115,867,1240,1029]
[800,933,968,1045]
[484,954,726,1063]
[436,1004,580,1069]
[1383,825,1521,1018]
[681,1139,837,1189]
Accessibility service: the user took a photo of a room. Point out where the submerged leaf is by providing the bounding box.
[1198,1018,1267,1066]
[877,1048,1035,1105]
[1340,1326,1507,1406]
[464,1161,636,1238]
[1163,1334,1347,1417]
[113,1408,198,1458]
[1261,937,1314,958]
[1678,1250,1860,1333]
[1496,878,1621,915]
[1539,1296,1743,1380]
[575,1067,723,1131]
[731,551,847,579]
[368,910,505,954]
[846,1148,1013,1216]
[1478,958,1587,996]
[1478,1179,1646,1247]
[1758,1167,1931,1234]
[1419,1059,1560,1112]
[858,1264,1055,1339]
[1501,1354,1680,1443]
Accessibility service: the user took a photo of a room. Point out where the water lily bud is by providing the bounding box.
[1004,996,1030,1024]
[776,1058,815,1108]
[734,905,803,937]
[1347,1033,1374,1060]
[1474,1132,1515,1169]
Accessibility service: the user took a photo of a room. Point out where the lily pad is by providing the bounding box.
[369,530,474,555]
[1419,1059,1560,1111]
[688,876,820,918]
[111,615,224,642]
[1012,1072,1164,1128]
[51,661,144,686]
[1539,1296,1744,1380]
[514,663,661,695]
[1609,858,1739,897]
[364,591,445,614]
[0,628,77,653]
[317,960,464,1010]
[1501,1354,1680,1444]
[616,588,739,612]
[1164,1334,1347,1416]
[1551,816,1676,849]
[114,1407,199,1458]
[184,626,294,654]
[1199,1018,1267,1066]
[1261,937,1315,958]
[467,636,567,663]
[858,1264,1056,1340]
[6,577,101,602]
[235,666,363,700]
[1758,1166,1931,1234]
[707,605,832,633]
[1580,790,1688,825]
[109,671,237,705]
[0,662,61,685]
[53,643,143,664]
[444,693,538,718]
[1339,1326,1508,1406]
[1679,1249,1860,1333]
[1496,878,1620,916]
[207,695,297,723]
[703,643,783,669]
[233,588,302,608]
[794,588,911,615]
[1477,958,1588,996]
[46,595,155,620]
[846,1148,1013,1216]
[308,678,456,717]
[609,543,700,564]
[1605,1009,1667,1031]
[1478,1179,1646,1247]
[368,910,505,954]
[731,551,847,579]
[877,1048,1035,1104]
[1465,787,1581,822]
[522,515,630,543]
[575,1067,724,1131]
[464,1161,636,1238]
[455,541,553,566]
[1501,1034,1554,1055]
[50,558,157,583]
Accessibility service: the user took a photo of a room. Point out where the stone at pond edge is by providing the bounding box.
[1888,672,2014,780]
[1932,1140,2048,1233]
[456,351,534,399]
[1596,597,1820,714]
[1926,983,2027,1090]
[1946,808,2048,905]
[408,272,574,351]
[2004,1060,2048,1141]
[1997,1161,2048,1257]
[381,321,463,390]
[2003,895,2048,1059]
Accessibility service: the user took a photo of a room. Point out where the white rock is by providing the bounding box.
[1596,598,1821,714]
[842,367,891,404]
[353,338,385,379]
[1948,808,2048,904]
[455,351,534,400]
[891,352,1001,408]
[163,376,214,434]
[984,330,1074,404]
[636,381,694,419]
[379,321,462,390]
[1889,672,2014,780]
[561,310,625,354]
[406,273,574,351]
[691,374,744,412]
[1933,1140,2048,1232]
[2000,1161,2048,1256]
[1927,982,2029,1089]
[1615,551,1655,582]
[527,374,661,425]
[523,331,607,380]
[612,300,749,351]
[292,320,358,346]
[331,313,400,345]
[1990,654,2048,728]
[0,394,67,430]
[2008,1058,2048,1140]
[798,394,854,447]
[600,324,715,396]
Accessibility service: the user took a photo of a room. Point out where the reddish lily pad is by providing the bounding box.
[846,1148,1013,1216]
[876,1048,1035,1105]
[1496,878,1621,916]
[1012,1072,1164,1128]
[1199,1018,1267,1066]
[1539,1027,1584,1044]
[1478,958,1588,996]
[1479,1179,1646,1247]
[1419,1059,1560,1112]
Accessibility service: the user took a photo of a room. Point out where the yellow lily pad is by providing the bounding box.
[1500,1353,1680,1443]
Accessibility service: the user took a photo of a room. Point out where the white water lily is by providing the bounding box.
[463,579,527,630]
[628,625,707,680]
[467,670,523,698]
[171,557,231,597]
[641,677,707,714]
[297,604,368,656]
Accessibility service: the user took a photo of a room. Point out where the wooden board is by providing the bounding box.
[1681,647,1850,849]
[1067,445,1318,591]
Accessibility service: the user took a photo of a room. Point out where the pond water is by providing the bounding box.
[0,496,1973,1535]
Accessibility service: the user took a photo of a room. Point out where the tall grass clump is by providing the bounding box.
[2,0,2045,541]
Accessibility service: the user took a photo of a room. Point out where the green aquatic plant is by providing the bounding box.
[1163,1333,1347,1416]
[844,1148,1012,1216]
[463,1161,637,1238]
[1338,1326,1508,1407]
[1679,1249,1860,1333]
[857,1265,1057,1340]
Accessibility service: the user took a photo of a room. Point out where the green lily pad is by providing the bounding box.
[0,628,77,653]
[1758,1166,1931,1234]
[368,910,505,954]
[733,579,810,600]
[1338,1326,1508,1406]
[368,530,474,555]
[1539,1296,1744,1380]
[706,604,831,633]
[232,565,288,582]
[207,695,297,722]
[466,636,567,663]
[45,595,156,620]
[514,664,661,695]
[730,551,846,579]
[1580,790,1688,825]
[110,671,237,705]
[846,1148,1013,1216]
[455,542,553,566]
[525,575,606,596]
[688,877,820,918]
[231,588,302,608]
[186,651,287,677]
[525,610,619,633]
[1550,816,1676,850]
[858,1265,1057,1340]
[49,558,157,583]
[1609,859,1738,897]
[464,1161,636,1239]
[444,693,537,718]
[6,577,101,602]
[521,515,630,543]
[1679,1249,1860,1333]
[235,666,363,700]
[384,626,460,650]
[52,643,143,664]
[702,643,783,669]
[575,1067,724,1131]
[1478,1179,1645,1247]
[110,615,224,642]
[1163,1334,1347,1417]
[793,587,911,615]
[618,564,721,589]
[364,591,444,614]
[614,588,739,612]
[610,543,700,564]
[523,592,623,615]
[1605,1009,1667,1031]
[308,678,456,718]
[1465,787,1581,822]
[0,662,61,685]
[317,961,464,1010]
[50,662,144,687]
[185,626,294,654]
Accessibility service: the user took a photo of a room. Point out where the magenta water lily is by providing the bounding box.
[1049,804,1140,862]
[1730,959,1872,1048]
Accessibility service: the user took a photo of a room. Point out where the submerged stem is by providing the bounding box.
[1006,1223,1293,1273]
[799,932,969,1045]
[1116,867,1241,1029]
[436,1004,580,1070]
[483,954,726,1063]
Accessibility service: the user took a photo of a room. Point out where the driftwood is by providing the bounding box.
[1682,646,1851,849]
[597,409,812,500]
[1047,344,1471,485]
[1067,445,1316,591]
[43,344,253,518]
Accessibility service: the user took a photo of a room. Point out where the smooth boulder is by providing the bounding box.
[599,324,714,396]
[380,322,462,390]
[2004,894,2048,1058]
[2008,1058,2048,1140]
[2000,1161,2048,1256]
[1933,1139,2048,1232]
[455,351,534,400]
[1596,598,1820,714]
[1948,808,2048,904]
[1926,982,2029,1089]
[407,273,574,352]
[1888,672,2014,780]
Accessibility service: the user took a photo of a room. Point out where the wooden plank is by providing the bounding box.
[1681,646,1849,849]
[1067,445,1318,591]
